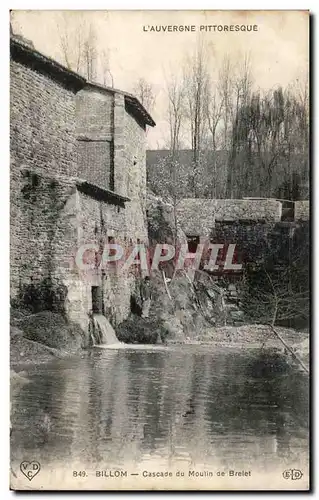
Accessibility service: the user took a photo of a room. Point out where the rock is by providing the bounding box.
[162,317,185,342]
[206,289,216,299]
[10,370,29,391]
[292,338,309,368]
[229,310,244,319]
[116,315,160,344]
[17,311,89,350]
[228,284,237,291]
[11,335,57,366]
[10,326,23,338]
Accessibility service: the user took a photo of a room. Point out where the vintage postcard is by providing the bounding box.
[10,10,310,491]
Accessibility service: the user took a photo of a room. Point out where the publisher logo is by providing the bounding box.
[282,469,303,480]
[20,461,41,481]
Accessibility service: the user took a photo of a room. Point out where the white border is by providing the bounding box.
[1,2,316,499]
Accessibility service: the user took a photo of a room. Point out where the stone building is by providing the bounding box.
[175,197,309,267]
[10,36,155,331]
[176,198,283,238]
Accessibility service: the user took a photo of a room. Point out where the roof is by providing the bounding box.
[10,35,156,127]
[76,179,130,207]
[86,82,156,127]
[10,36,86,91]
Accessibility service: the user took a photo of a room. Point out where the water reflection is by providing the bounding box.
[11,346,308,473]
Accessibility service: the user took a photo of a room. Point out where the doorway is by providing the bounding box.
[91,286,103,314]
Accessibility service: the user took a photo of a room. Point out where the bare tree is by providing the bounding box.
[183,41,211,195]
[218,56,234,151]
[234,85,307,197]
[206,87,223,152]
[295,77,309,155]
[82,23,98,81]
[57,13,98,81]
[160,47,308,201]
[57,13,84,73]
[165,71,186,154]
[281,78,309,198]
[204,84,224,197]
[133,78,156,114]
[100,49,114,87]
[224,55,253,197]
[242,221,309,329]
[243,265,309,328]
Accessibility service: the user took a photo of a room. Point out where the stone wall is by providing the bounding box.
[66,191,139,330]
[295,201,310,221]
[11,167,81,308]
[123,106,148,244]
[11,166,147,332]
[177,198,282,236]
[211,220,309,327]
[211,221,291,267]
[124,106,146,204]
[76,86,113,137]
[75,86,148,217]
[76,87,114,190]
[10,60,78,178]
[10,56,80,298]
[10,38,153,333]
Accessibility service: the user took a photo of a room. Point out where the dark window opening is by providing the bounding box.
[91,286,103,314]
[281,201,295,221]
[186,235,200,253]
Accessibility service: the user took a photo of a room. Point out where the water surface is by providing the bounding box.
[11,344,309,487]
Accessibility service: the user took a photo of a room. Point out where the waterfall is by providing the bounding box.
[91,314,120,346]
[90,330,96,346]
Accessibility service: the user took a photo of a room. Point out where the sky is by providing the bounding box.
[11,10,309,149]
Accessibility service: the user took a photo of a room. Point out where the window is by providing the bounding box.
[186,235,200,253]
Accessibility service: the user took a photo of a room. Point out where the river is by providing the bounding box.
[10,344,309,490]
